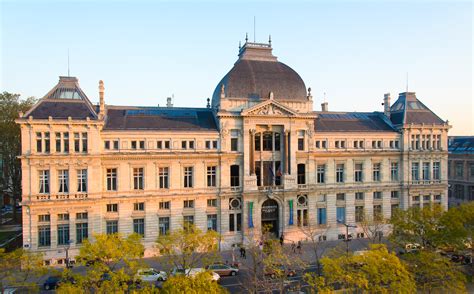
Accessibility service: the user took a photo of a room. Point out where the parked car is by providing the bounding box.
[171,267,220,282]
[43,276,75,290]
[135,268,168,282]
[264,265,297,279]
[206,264,239,276]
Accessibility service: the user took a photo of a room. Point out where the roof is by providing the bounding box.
[314,112,397,132]
[390,92,445,125]
[448,136,474,154]
[212,42,307,104]
[104,106,218,131]
[23,76,97,120]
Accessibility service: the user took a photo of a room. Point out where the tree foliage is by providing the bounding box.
[0,92,36,220]
[155,225,219,271]
[305,244,416,293]
[161,271,227,294]
[0,248,46,292]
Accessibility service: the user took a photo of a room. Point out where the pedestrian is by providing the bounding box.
[279,234,284,246]
[291,241,296,253]
[259,240,263,251]
[242,247,246,259]
[231,244,236,264]
[297,240,302,254]
[240,246,245,258]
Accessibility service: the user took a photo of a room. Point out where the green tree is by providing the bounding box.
[0,248,46,292]
[57,233,145,293]
[305,244,416,293]
[0,92,36,221]
[156,225,219,272]
[161,271,227,294]
[402,250,466,293]
[389,205,447,250]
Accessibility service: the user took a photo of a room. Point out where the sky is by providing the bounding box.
[1,0,472,135]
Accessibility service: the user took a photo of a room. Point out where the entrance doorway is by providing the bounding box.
[261,199,279,238]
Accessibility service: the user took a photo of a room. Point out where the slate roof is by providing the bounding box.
[104,107,218,131]
[390,92,445,126]
[212,42,307,104]
[314,112,396,132]
[448,136,474,154]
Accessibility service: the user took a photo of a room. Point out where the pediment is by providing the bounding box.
[242,100,298,117]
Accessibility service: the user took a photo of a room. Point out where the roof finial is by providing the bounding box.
[239,41,241,50]
[206,97,210,108]
[268,34,272,46]
[245,33,248,42]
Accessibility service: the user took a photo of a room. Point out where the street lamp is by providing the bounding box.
[65,239,74,268]
[337,219,357,256]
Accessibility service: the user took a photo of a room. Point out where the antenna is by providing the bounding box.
[67,49,70,77]
[253,16,256,42]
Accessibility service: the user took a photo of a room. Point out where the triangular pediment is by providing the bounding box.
[241,100,298,117]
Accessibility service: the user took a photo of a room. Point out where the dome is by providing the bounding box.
[212,42,307,104]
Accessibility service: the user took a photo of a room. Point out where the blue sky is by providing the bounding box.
[1,0,472,134]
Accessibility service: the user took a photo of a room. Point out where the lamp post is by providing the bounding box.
[65,239,74,268]
[337,219,357,257]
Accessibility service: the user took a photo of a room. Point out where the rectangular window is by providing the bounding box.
[456,163,463,177]
[44,132,50,153]
[422,162,430,181]
[317,208,327,225]
[106,168,117,191]
[159,217,170,235]
[373,191,382,200]
[183,215,194,229]
[336,207,346,223]
[355,206,364,222]
[57,213,69,221]
[106,203,118,212]
[391,191,399,199]
[157,141,163,149]
[36,132,43,152]
[134,202,145,211]
[76,212,88,220]
[164,140,170,149]
[207,166,217,187]
[336,193,345,201]
[38,214,50,222]
[229,213,242,232]
[391,162,399,181]
[184,200,194,208]
[113,140,119,150]
[205,140,211,149]
[354,163,363,182]
[56,132,61,152]
[133,168,144,190]
[159,167,169,189]
[207,199,217,207]
[132,141,138,149]
[317,165,325,183]
[58,170,69,193]
[188,140,194,149]
[77,169,87,192]
[412,163,420,181]
[76,223,88,244]
[106,221,118,235]
[139,140,145,149]
[104,140,110,150]
[231,138,238,151]
[316,140,321,149]
[57,225,70,245]
[207,214,217,231]
[159,201,170,210]
[81,133,88,152]
[212,140,218,149]
[372,163,381,181]
[297,209,308,227]
[373,205,383,219]
[230,165,240,187]
[298,138,305,151]
[336,164,344,183]
[355,192,364,200]
[38,226,51,247]
[274,133,281,151]
[297,164,306,185]
[433,162,440,180]
[133,219,145,236]
[39,170,50,194]
[262,132,273,151]
[184,166,193,188]
[255,133,261,151]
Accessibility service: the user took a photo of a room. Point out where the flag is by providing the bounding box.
[276,165,282,177]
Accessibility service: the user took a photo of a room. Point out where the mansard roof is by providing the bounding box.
[314,112,396,132]
[390,92,445,126]
[104,106,218,132]
[23,76,97,120]
[448,136,474,154]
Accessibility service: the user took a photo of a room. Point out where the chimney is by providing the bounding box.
[98,80,105,118]
[166,96,173,108]
[321,102,328,112]
[383,93,391,117]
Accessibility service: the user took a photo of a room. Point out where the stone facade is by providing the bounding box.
[448,136,474,207]
[17,41,450,265]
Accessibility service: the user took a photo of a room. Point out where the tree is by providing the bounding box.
[161,271,227,294]
[402,250,466,293]
[299,223,330,274]
[57,233,145,293]
[359,209,387,244]
[155,225,219,273]
[0,248,46,292]
[389,205,447,250]
[0,92,36,222]
[305,244,416,293]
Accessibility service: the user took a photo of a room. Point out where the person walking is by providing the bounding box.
[297,240,302,254]
[242,247,246,259]
[279,234,284,246]
[291,241,296,253]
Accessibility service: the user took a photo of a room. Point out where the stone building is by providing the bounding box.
[448,136,474,207]
[17,40,450,264]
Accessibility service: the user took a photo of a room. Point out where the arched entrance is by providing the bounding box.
[261,199,279,238]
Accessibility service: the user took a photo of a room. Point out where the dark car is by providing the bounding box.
[43,276,61,290]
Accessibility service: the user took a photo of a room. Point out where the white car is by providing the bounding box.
[171,267,220,282]
[136,268,167,282]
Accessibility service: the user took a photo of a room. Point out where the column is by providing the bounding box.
[286,130,291,175]
[249,129,255,175]
[283,131,287,174]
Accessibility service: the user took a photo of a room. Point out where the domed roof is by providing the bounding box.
[212,42,307,104]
